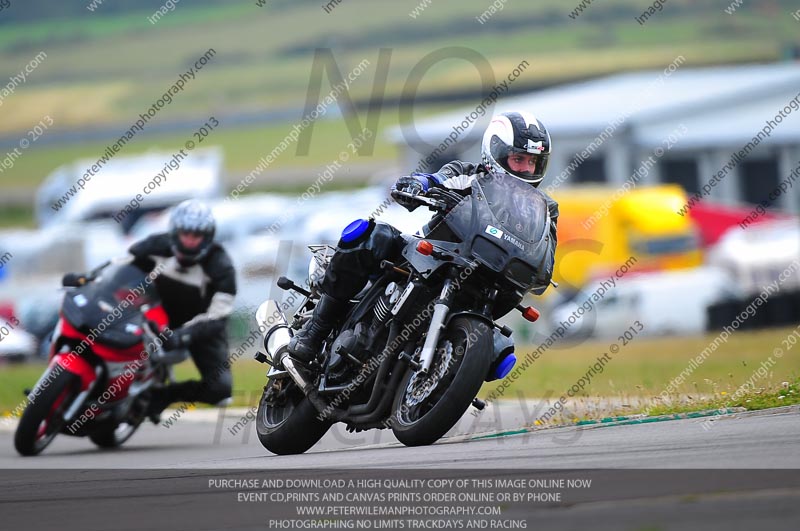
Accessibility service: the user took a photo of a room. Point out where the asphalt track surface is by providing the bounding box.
[0,405,798,530]
[0,402,798,468]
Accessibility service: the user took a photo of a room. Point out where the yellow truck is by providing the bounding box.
[548,184,703,291]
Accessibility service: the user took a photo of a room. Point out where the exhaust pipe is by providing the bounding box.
[256,299,313,393]
[270,333,336,418]
[264,324,311,392]
[256,298,347,419]
[279,354,312,393]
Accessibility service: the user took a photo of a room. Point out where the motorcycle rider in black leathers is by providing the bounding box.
[288,110,559,363]
[128,200,237,422]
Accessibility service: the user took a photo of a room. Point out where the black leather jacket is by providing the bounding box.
[129,233,237,342]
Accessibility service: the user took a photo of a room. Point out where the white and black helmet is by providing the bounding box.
[169,199,216,266]
[481,111,551,186]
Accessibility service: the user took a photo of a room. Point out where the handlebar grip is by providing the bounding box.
[391,189,416,199]
[61,273,85,287]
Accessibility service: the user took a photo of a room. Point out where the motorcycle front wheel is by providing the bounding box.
[390,316,493,447]
[14,369,80,456]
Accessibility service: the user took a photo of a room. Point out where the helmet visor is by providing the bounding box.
[490,136,549,183]
[171,229,213,266]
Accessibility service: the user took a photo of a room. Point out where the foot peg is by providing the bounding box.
[399,351,421,371]
[471,398,486,411]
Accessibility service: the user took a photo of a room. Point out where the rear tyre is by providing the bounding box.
[14,369,80,456]
[89,400,145,448]
[89,421,143,448]
[391,316,493,447]
[256,378,332,455]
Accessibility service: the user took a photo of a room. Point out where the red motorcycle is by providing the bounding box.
[14,261,186,456]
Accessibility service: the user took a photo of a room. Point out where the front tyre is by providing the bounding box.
[14,369,80,456]
[256,378,332,455]
[391,316,493,447]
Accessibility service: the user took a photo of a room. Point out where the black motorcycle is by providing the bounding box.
[252,174,555,454]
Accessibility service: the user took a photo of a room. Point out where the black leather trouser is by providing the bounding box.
[320,221,406,301]
[159,331,232,406]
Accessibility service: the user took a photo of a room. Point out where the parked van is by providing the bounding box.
[550,185,703,290]
[35,147,223,233]
[549,266,739,338]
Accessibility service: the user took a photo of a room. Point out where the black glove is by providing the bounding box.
[61,272,87,287]
[162,327,192,351]
[392,176,425,211]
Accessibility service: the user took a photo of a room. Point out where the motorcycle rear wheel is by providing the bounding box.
[256,378,332,455]
[89,401,145,449]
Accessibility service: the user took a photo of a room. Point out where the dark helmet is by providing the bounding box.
[169,199,216,266]
[481,110,551,186]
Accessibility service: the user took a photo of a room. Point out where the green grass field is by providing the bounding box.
[0,116,402,190]
[2,325,798,422]
[477,324,800,421]
[480,325,800,398]
[0,100,458,227]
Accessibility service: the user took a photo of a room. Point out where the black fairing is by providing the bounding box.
[61,264,159,349]
[404,174,554,291]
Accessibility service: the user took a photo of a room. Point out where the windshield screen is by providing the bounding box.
[94,263,159,311]
[444,173,551,247]
[479,174,550,244]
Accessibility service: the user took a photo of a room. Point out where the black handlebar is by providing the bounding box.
[391,189,456,212]
[88,260,112,279]
[61,260,113,288]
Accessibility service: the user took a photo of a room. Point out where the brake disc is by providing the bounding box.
[404,341,454,408]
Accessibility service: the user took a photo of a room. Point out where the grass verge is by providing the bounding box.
[1,325,798,420]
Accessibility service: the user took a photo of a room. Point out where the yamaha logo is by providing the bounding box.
[503,233,526,251]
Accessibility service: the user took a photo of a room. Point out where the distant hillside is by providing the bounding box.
[0,0,797,196]
[0,0,796,135]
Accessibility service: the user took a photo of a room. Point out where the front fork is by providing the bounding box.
[417,279,455,374]
[29,352,102,423]
[62,366,102,422]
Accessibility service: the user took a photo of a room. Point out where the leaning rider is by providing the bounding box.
[288,110,559,363]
